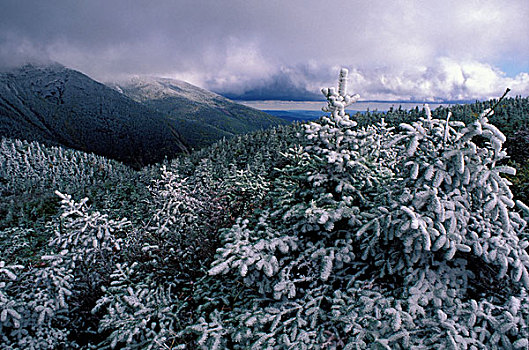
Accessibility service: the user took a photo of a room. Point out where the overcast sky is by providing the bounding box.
[1,0,528,101]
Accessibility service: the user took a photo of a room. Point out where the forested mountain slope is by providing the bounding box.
[352,96,529,163]
[0,137,154,263]
[0,64,189,167]
[2,70,529,349]
[110,77,288,149]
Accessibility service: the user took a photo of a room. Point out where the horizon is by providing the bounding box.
[238,99,465,112]
[3,61,518,108]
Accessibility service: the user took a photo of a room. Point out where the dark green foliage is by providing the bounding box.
[0,65,189,168]
[109,77,288,150]
[1,87,529,349]
[352,96,529,166]
[507,160,529,208]
[0,137,148,265]
[507,126,529,163]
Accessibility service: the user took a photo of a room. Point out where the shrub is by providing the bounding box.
[191,69,529,349]
[2,70,528,349]
[0,192,129,349]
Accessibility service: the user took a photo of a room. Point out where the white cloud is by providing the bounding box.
[0,0,528,100]
[200,39,277,95]
[343,58,529,101]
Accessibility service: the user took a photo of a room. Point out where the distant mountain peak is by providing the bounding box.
[109,76,227,107]
[2,61,65,74]
[109,76,287,149]
[0,64,285,162]
[0,64,189,167]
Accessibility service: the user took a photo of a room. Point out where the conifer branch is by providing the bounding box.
[484,88,511,118]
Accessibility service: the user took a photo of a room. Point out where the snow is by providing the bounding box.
[110,76,230,107]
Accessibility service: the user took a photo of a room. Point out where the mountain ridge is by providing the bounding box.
[109,76,288,149]
[0,64,286,166]
[0,64,190,167]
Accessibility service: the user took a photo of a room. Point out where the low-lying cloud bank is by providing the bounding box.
[1,0,528,101]
[1,45,527,102]
[346,58,529,102]
[203,58,529,102]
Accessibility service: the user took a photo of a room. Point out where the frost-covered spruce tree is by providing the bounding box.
[92,165,213,349]
[0,138,130,198]
[93,158,273,349]
[191,68,529,349]
[189,68,397,349]
[0,192,129,349]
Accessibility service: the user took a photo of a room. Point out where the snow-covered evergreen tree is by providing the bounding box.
[0,192,129,349]
[2,69,529,349]
[191,68,529,349]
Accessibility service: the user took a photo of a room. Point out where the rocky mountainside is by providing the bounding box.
[0,64,188,167]
[110,77,287,149]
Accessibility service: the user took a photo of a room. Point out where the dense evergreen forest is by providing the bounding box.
[2,72,529,349]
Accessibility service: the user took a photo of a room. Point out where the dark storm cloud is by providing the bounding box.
[1,0,528,100]
[0,0,244,75]
[219,72,322,101]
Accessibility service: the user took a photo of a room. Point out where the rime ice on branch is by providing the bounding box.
[321,68,360,117]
